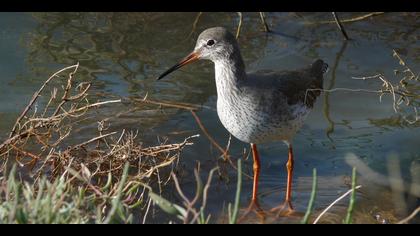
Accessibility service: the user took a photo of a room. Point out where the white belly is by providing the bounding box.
[217,100,310,144]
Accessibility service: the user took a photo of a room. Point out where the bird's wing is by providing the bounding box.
[247,60,327,108]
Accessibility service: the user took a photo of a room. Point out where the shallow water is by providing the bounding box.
[0,12,419,223]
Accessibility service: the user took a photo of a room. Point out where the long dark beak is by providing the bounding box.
[157,52,200,80]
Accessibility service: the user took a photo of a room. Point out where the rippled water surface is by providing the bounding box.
[0,12,419,223]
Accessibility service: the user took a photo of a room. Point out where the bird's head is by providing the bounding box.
[157,27,239,80]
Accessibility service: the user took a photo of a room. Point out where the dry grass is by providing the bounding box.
[0,63,199,223]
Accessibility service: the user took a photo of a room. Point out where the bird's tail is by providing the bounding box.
[311,59,329,76]
[302,59,328,108]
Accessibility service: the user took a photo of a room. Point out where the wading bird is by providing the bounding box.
[157,27,327,213]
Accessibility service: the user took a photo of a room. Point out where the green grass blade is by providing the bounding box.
[301,168,317,224]
[102,162,129,224]
[344,167,357,224]
[229,159,242,224]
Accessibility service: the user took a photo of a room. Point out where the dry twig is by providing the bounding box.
[314,12,385,24]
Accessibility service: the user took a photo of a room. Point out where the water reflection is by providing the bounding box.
[0,12,419,223]
[323,40,349,145]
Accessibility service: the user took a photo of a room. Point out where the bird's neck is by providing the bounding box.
[214,53,246,100]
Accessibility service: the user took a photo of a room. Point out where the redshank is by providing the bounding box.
[157,27,328,212]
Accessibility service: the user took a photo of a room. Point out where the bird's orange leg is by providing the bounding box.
[285,144,294,210]
[271,143,294,215]
[251,143,261,203]
[239,143,265,222]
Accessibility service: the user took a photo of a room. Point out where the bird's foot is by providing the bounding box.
[237,200,266,223]
[269,200,294,217]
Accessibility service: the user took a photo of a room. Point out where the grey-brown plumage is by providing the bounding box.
[158,27,327,144]
[159,27,328,144]
[157,26,328,210]
[191,27,327,144]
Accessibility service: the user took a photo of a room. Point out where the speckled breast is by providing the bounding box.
[216,98,311,144]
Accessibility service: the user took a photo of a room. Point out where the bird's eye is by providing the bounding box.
[207,40,215,46]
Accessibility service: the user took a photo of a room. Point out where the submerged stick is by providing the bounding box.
[235,12,243,39]
[398,206,420,224]
[313,185,361,224]
[332,12,350,40]
[186,12,203,40]
[317,12,384,24]
[259,12,271,32]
